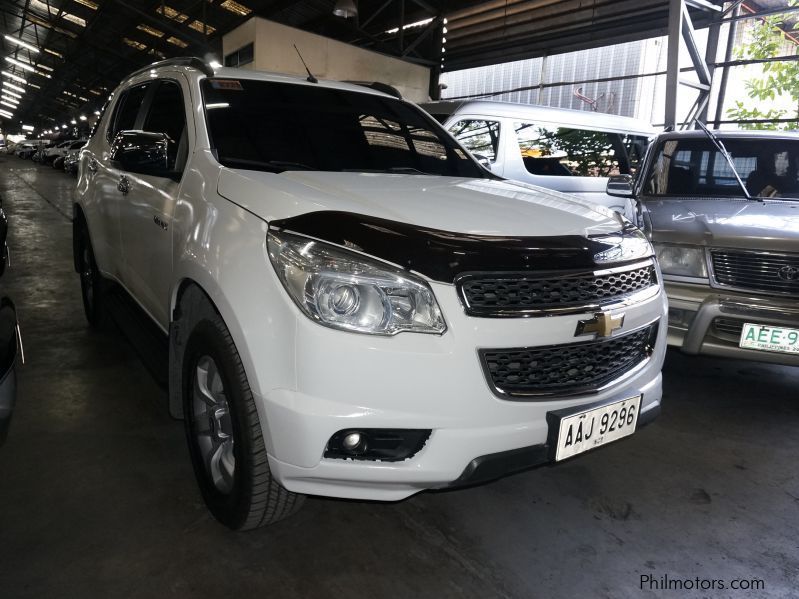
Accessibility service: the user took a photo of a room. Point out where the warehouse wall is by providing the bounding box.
[222,18,431,102]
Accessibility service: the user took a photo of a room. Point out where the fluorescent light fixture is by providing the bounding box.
[1,95,19,105]
[0,100,17,110]
[205,102,229,109]
[0,109,13,119]
[70,119,77,125]
[1,70,26,84]
[36,63,53,72]
[2,82,25,93]
[4,35,39,53]
[22,124,34,131]
[2,88,22,99]
[61,124,67,129]
[79,115,87,121]
[94,110,101,115]
[4,57,34,72]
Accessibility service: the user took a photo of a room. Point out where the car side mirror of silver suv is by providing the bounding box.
[607,174,635,198]
[110,130,180,181]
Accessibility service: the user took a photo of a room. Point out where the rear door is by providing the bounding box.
[117,78,190,329]
[87,82,152,279]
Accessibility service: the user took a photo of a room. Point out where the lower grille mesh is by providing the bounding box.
[481,323,658,398]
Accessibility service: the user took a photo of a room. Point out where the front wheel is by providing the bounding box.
[180,291,304,530]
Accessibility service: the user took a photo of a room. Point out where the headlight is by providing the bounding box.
[592,227,653,264]
[268,231,446,336]
[654,243,708,278]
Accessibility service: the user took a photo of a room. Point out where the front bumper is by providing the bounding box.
[665,281,799,366]
[258,283,667,501]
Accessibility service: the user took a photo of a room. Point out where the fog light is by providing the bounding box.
[324,428,432,462]
[342,431,363,451]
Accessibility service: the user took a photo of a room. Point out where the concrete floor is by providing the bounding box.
[0,155,797,599]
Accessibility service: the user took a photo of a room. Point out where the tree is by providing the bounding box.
[726,3,799,130]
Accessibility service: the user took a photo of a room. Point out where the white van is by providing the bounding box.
[421,100,657,219]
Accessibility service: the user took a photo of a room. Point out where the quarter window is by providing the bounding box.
[449,119,500,162]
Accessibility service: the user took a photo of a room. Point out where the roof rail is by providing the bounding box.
[127,57,215,79]
[344,80,403,99]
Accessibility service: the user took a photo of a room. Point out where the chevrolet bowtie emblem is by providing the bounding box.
[575,312,625,338]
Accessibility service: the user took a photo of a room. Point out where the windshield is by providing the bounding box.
[644,137,799,199]
[201,79,484,177]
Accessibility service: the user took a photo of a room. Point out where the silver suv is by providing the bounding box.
[610,130,799,365]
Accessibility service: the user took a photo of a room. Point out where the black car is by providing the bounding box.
[0,206,20,445]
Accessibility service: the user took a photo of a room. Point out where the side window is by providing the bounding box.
[448,119,500,162]
[514,122,630,177]
[107,83,151,143]
[142,80,187,171]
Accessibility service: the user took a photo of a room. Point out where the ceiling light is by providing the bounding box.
[2,88,21,99]
[0,100,17,110]
[61,124,67,129]
[1,96,19,105]
[73,0,99,9]
[22,124,34,131]
[36,63,53,72]
[70,119,77,124]
[3,35,39,53]
[94,110,100,115]
[333,0,357,18]
[0,110,14,119]
[220,0,252,16]
[1,71,27,84]
[4,57,34,72]
[2,82,25,93]
[79,115,87,121]
[43,48,63,58]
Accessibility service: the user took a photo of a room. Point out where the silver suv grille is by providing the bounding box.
[711,250,799,296]
[457,261,657,317]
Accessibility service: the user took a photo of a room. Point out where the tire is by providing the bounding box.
[75,220,108,328]
[178,288,304,530]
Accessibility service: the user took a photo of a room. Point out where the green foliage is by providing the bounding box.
[726,4,799,131]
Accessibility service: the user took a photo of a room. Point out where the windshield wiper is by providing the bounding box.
[693,120,754,200]
[221,157,317,172]
[342,166,433,175]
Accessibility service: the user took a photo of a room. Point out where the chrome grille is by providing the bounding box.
[458,261,657,317]
[480,322,659,399]
[711,250,799,296]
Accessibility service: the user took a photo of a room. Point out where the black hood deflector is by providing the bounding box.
[270,211,634,284]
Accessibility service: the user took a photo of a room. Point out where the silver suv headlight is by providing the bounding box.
[268,231,446,336]
[654,243,708,278]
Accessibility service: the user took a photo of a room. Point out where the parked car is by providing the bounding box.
[0,205,21,446]
[74,58,667,530]
[15,142,39,159]
[420,100,657,220]
[43,139,78,165]
[608,129,799,366]
[63,142,86,175]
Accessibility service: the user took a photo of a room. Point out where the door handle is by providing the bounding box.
[117,175,130,194]
[87,158,98,173]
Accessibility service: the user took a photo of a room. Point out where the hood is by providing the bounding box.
[217,169,623,238]
[643,198,799,252]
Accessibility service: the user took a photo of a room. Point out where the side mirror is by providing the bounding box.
[607,174,635,198]
[110,131,178,180]
[473,153,492,170]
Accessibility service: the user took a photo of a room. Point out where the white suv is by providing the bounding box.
[74,58,667,530]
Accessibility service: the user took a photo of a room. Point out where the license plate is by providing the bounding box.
[739,323,799,355]
[552,396,641,462]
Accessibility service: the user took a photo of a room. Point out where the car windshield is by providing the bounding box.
[201,78,484,178]
[644,137,799,199]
